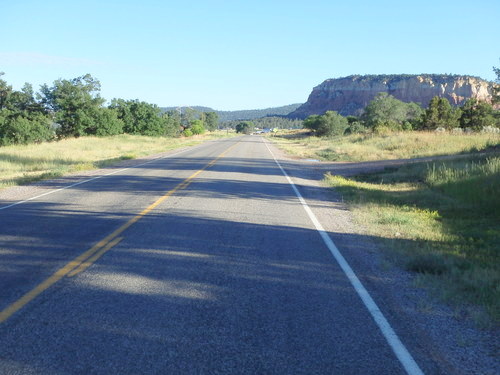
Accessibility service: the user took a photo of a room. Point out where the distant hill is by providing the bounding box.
[161,106,215,114]
[288,74,494,118]
[161,104,302,122]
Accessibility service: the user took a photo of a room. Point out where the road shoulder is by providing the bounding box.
[265,138,499,375]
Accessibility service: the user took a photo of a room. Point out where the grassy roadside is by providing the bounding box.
[0,131,237,189]
[269,130,500,161]
[326,155,500,325]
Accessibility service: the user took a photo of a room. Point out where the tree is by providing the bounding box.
[0,74,54,145]
[0,111,54,145]
[0,72,12,110]
[459,99,496,130]
[181,107,199,127]
[316,111,348,136]
[204,111,219,131]
[110,99,165,136]
[303,112,348,136]
[190,119,205,135]
[420,96,461,130]
[493,63,500,105]
[303,115,322,132]
[235,121,254,134]
[162,110,182,136]
[361,93,422,130]
[40,74,105,137]
[91,108,124,136]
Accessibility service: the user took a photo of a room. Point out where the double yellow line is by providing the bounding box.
[0,141,239,324]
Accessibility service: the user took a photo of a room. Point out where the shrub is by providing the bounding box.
[182,128,193,137]
[373,120,402,134]
[315,111,348,137]
[344,121,367,135]
[304,113,351,136]
[190,120,205,135]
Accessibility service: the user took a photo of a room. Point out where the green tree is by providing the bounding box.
[0,110,54,145]
[459,99,497,130]
[316,111,348,136]
[0,72,12,110]
[0,74,54,145]
[235,121,254,134]
[181,107,200,127]
[493,63,500,105]
[303,112,348,136]
[190,119,205,135]
[110,99,165,136]
[162,110,182,136]
[361,93,423,130]
[303,115,322,132]
[91,108,124,136]
[40,74,105,137]
[204,111,219,131]
[420,96,461,130]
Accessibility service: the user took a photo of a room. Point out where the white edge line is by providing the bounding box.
[263,138,424,375]
[0,140,222,211]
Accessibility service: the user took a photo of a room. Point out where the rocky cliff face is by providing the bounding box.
[289,74,494,118]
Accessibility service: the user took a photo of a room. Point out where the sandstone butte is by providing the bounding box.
[288,74,496,118]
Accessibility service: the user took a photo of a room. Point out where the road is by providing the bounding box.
[0,136,441,374]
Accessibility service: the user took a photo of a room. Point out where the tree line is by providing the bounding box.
[0,73,219,146]
[303,93,499,137]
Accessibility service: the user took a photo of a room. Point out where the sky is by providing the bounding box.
[1,0,499,110]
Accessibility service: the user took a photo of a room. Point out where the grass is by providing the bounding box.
[0,131,236,189]
[325,155,500,325]
[269,130,500,161]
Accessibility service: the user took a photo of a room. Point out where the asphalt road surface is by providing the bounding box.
[0,136,447,374]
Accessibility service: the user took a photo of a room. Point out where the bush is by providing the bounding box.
[303,112,349,137]
[182,129,193,137]
[190,120,205,135]
[373,120,403,134]
[344,121,367,135]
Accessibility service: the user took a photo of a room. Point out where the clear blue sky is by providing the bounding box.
[2,0,499,110]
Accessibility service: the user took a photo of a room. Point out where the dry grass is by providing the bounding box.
[269,130,500,161]
[0,132,236,189]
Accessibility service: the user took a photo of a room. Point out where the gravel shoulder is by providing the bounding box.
[267,138,499,375]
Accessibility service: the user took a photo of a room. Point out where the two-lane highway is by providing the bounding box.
[0,136,429,374]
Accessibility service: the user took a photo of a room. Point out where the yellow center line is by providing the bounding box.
[67,236,124,277]
[0,141,239,324]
